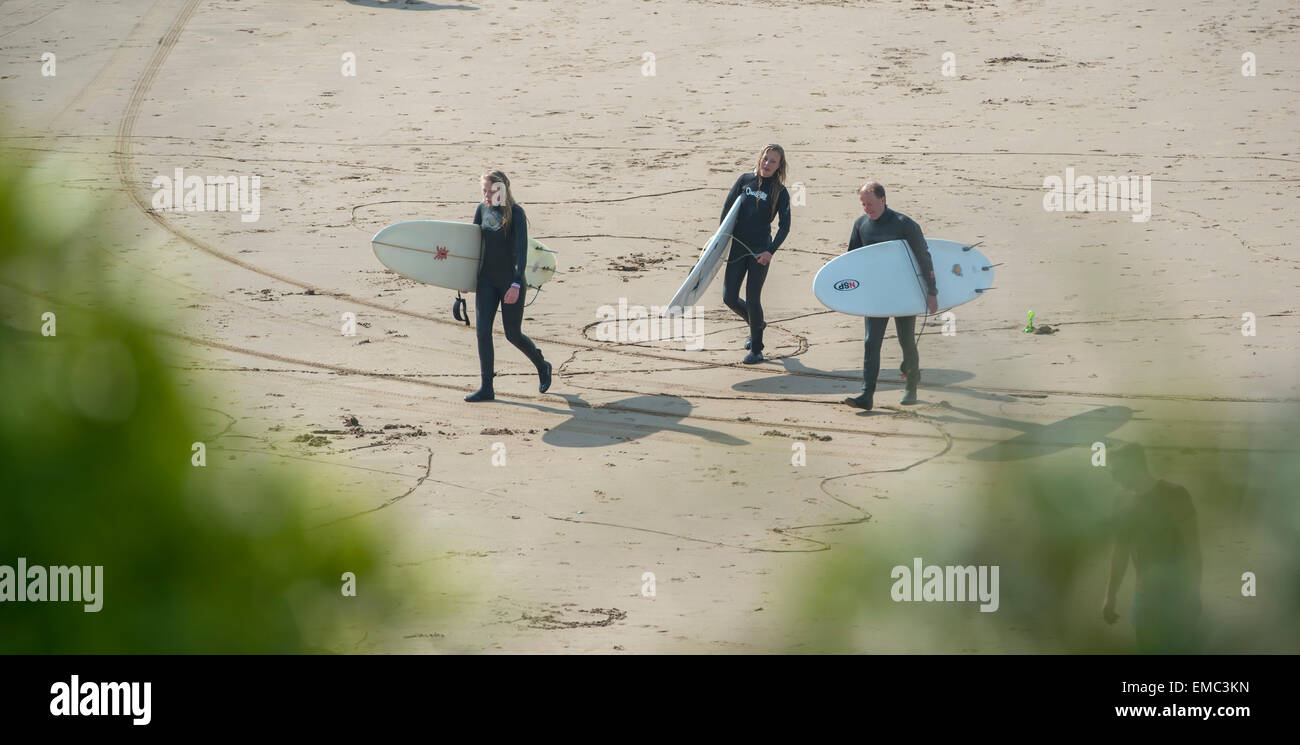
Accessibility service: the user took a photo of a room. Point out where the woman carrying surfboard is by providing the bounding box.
[464,170,552,402]
[720,144,792,364]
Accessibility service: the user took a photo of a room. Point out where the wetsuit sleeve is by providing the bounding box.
[902,217,938,296]
[511,205,528,287]
[720,175,744,224]
[768,185,791,253]
[473,203,482,225]
[847,218,862,252]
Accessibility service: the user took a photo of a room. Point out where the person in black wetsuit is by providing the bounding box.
[1102,443,1202,652]
[719,144,792,364]
[842,181,937,410]
[464,170,552,402]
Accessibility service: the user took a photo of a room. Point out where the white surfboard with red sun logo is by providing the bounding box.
[372,220,556,292]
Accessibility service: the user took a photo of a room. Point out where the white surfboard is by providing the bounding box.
[813,239,993,317]
[668,195,745,309]
[372,219,557,292]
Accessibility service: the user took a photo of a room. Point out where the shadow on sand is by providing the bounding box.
[925,403,1135,462]
[345,0,478,10]
[502,393,748,449]
[734,362,975,396]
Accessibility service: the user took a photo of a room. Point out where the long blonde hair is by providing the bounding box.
[752,145,787,216]
[481,170,517,233]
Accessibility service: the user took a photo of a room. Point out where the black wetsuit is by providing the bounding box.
[472,203,546,390]
[847,207,936,400]
[720,173,791,353]
[1115,481,1202,652]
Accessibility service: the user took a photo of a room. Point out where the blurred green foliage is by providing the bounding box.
[782,383,1299,653]
[0,142,439,653]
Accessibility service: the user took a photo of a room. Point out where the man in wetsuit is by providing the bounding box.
[843,181,938,410]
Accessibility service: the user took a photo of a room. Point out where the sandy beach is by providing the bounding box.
[2,0,1296,653]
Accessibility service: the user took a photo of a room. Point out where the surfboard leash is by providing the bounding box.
[901,239,935,352]
[724,235,754,263]
[452,292,470,326]
[725,235,778,265]
[523,286,542,308]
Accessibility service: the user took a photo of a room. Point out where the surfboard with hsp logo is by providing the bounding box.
[812,238,993,317]
[371,219,557,292]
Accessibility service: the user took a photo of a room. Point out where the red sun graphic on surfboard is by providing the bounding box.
[434,246,448,260]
